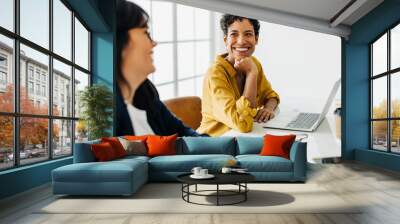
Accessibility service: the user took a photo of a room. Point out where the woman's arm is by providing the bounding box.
[208,72,257,133]
[242,73,258,107]
[254,68,280,122]
[234,57,259,108]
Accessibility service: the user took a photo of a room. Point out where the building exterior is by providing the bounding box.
[0,41,75,148]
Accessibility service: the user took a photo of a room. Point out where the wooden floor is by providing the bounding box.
[1,162,400,224]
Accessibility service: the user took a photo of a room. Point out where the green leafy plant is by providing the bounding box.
[79,84,113,140]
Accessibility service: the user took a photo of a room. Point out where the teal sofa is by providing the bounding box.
[52,136,307,196]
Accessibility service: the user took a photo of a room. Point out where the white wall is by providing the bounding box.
[214,15,342,113]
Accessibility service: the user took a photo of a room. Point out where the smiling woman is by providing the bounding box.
[115,0,203,137]
[197,14,279,136]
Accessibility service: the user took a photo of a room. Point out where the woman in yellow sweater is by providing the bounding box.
[197,14,280,136]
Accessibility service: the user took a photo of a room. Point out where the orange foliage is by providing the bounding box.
[0,84,60,149]
[373,99,400,140]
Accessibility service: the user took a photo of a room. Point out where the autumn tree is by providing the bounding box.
[373,99,400,142]
[0,84,60,151]
[0,85,14,149]
[76,119,87,142]
[391,100,400,143]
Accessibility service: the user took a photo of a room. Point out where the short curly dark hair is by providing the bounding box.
[220,14,260,37]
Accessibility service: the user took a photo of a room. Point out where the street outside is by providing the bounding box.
[373,138,400,153]
[0,146,71,170]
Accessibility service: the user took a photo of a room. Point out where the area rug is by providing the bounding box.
[37,183,362,214]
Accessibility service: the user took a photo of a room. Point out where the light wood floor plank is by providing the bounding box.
[1,162,400,224]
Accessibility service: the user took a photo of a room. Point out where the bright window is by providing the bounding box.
[130,0,214,100]
[370,23,400,153]
[0,0,91,170]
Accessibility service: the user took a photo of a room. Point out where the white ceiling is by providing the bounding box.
[167,0,384,38]
[223,0,352,22]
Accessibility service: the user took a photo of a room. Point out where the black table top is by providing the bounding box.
[177,172,255,185]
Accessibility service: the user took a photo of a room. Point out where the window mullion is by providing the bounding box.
[192,9,197,96]
[388,30,391,152]
[370,45,373,149]
[0,0,81,170]
[208,12,215,97]
[49,0,54,160]
[172,3,178,98]
[14,0,21,166]
[149,0,154,82]
[210,12,215,65]
[387,29,392,152]
[71,10,76,154]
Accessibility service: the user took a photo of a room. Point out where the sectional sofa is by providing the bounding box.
[52,136,307,196]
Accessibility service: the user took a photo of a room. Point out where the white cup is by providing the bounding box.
[200,169,208,176]
[221,167,232,174]
[191,167,202,176]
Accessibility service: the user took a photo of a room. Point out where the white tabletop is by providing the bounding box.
[222,115,341,163]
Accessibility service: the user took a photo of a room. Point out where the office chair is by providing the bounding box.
[163,96,202,130]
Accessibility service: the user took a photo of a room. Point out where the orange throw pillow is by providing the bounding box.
[260,134,296,159]
[146,134,178,157]
[91,142,117,161]
[101,137,126,158]
[124,135,149,141]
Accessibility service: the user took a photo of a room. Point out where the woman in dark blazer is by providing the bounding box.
[116,0,201,137]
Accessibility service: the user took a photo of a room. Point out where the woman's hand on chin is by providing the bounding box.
[234,57,258,76]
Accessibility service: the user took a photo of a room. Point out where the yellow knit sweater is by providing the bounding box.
[197,53,280,136]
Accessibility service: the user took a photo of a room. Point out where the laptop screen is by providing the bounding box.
[319,79,341,118]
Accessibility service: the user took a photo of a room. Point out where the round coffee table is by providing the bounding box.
[177,173,255,206]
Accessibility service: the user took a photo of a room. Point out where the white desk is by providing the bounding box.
[222,115,341,163]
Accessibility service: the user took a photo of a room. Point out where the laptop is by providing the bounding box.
[263,79,341,132]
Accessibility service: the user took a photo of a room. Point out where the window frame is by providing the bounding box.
[0,0,92,171]
[370,20,400,154]
[143,0,215,99]
[0,53,7,90]
[0,70,7,85]
[0,53,7,68]
[0,53,8,85]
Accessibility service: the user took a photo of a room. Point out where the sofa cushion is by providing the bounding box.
[74,139,101,163]
[115,155,150,163]
[236,155,293,172]
[148,154,235,172]
[177,137,235,155]
[236,137,263,155]
[52,159,147,183]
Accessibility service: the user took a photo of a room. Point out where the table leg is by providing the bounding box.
[181,184,183,199]
[245,183,247,201]
[217,184,219,206]
[188,184,191,202]
[195,184,197,192]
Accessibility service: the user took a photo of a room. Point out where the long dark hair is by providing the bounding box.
[117,0,158,110]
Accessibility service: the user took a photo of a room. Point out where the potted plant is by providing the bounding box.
[78,84,113,140]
